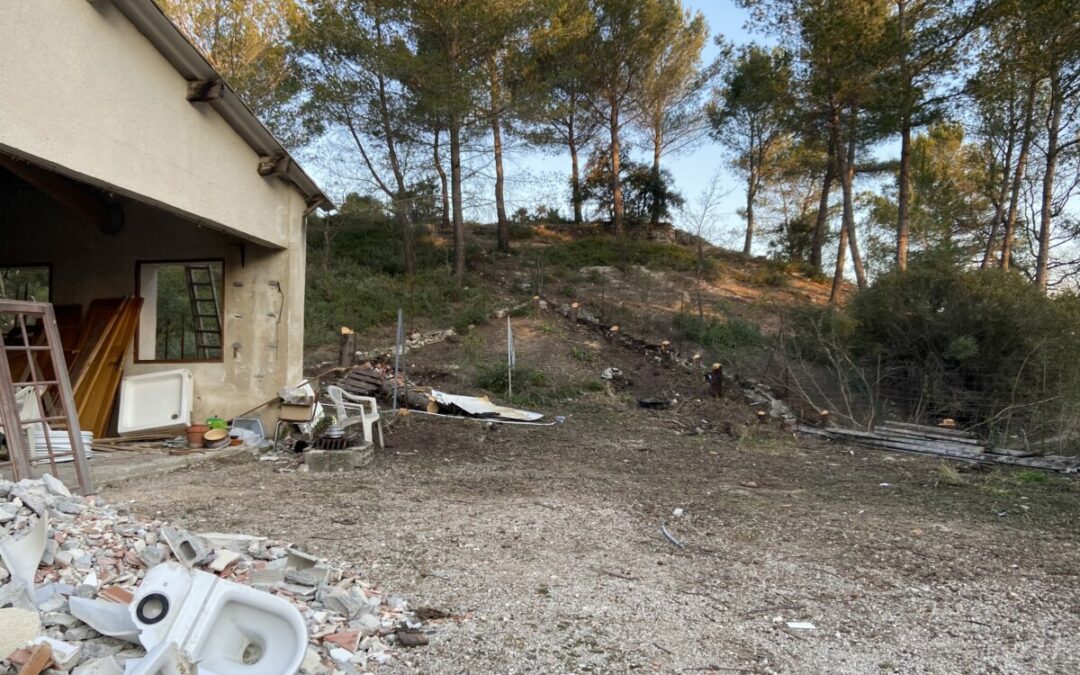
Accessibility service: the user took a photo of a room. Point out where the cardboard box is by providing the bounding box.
[279,403,313,422]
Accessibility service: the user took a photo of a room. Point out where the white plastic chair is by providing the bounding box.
[325,385,384,449]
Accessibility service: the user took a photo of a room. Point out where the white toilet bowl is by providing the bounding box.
[129,563,307,675]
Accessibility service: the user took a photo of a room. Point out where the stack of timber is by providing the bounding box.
[798,420,1080,474]
[341,365,387,397]
[69,297,143,438]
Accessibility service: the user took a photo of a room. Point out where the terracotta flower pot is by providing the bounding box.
[186,424,210,448]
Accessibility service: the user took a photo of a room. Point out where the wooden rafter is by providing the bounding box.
[0,154,110,230]
[258,153,291,177]
[186,79,223,102]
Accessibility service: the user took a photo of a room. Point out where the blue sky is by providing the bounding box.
[496,0,760,241]
[308,1,765,242]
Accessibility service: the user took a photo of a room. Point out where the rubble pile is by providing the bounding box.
[0,476,427,673]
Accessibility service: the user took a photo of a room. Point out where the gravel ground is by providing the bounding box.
[103,319,1080,674]
[102,410,1079,674]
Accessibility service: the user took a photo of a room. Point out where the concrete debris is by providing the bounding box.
[30,635,82,669]
[0,477,427,671]
[159,526,212,567]
[208,549,242,572]
[72,655,124,675]
[305,448,355,473]
[600,367,623,381]
[0,607,41,658]
[197,532,267,553]
[396,629,429,647]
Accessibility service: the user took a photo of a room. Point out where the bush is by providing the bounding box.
[787,257,1080,444]
[543,236,714,277]
[308,191,453,277]
[475,362,603,408]
[750,265,790,288]
[304,263,493,347]
[676,313,763,352]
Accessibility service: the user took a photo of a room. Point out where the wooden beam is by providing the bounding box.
[258,153,291,177]
[0,154,110,230]
[186,79,223,102]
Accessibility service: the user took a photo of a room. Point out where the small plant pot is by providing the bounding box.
[186,425,210,449]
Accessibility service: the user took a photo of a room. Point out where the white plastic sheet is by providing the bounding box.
[430,390,543,421]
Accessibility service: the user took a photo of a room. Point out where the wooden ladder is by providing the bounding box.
[0,300,94,494]
[184,265,222,359]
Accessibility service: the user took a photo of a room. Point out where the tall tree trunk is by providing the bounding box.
[649,127,663,232]
[450,117,465,283]
[896,113,912,271]
[1035,75,1062,293]
[829,111,847,303]
[609,104,624,236]
[1002,76,1038,271]
[981,124,1016,269]
[393,198,415,278]
[569,126,583,225]
[895,0,911,272]
[490,56,509,252]
[810,141,836,272]
[433,128,451,231]
[829,190,849,304]
[838,112,866,289]
[372,41,413,277]
[743,171,756,256]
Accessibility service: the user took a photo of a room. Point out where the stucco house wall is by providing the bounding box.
[0,0,324,428]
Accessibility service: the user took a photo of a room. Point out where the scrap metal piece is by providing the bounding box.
[659,521,684,548]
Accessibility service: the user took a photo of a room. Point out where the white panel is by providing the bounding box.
[117,369,193,433]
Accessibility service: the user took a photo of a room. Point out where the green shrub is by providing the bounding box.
[542,236,714,278]
[1014,470,1049,484]
[676,313,763,352]
[309,219,448,278]
[304,263,492,347]
[788,257,1080,440]
[750,265,790,287]
[508,222,536,241]
[475,363,602,408]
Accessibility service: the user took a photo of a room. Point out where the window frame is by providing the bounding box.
[134,257,226,365]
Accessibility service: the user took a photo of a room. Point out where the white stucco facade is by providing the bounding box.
[0,0,326,428]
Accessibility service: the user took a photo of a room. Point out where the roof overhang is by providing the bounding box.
[91,0,331,212]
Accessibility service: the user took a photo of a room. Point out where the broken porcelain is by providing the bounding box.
[0,508,47,594]
[130,563,307,675]
[69,597,141,644]
[123,641,195,675]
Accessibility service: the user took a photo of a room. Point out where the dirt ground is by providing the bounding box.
[104,317,1079,674]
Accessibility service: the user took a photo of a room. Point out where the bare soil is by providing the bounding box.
[106,317,1080,674]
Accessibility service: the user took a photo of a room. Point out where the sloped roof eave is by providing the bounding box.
[104,0,331,212]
